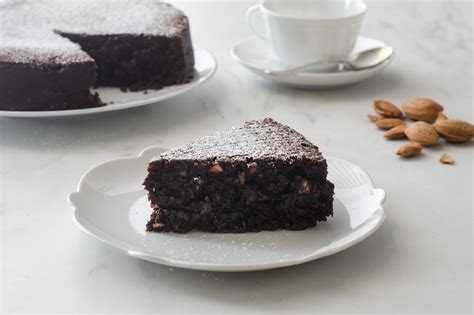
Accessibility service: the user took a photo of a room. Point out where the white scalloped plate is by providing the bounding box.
[68,147,386,272]
[0,47,216,118]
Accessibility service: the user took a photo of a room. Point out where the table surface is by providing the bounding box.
[1,1,473,313]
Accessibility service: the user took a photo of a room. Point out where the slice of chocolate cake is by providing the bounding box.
[143,118,335,233]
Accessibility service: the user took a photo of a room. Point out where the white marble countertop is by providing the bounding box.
[1,1,472,313]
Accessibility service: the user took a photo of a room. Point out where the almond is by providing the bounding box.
[373,100,403,118]
[247,162,257,175]
[401,98,444,122]
[209,164,223,173]
[384,125,407,140]
[404,121,439,146]
[439,153,454,165]
[298,178,311,194]
[367,114,381,122]
[375,118,405,130]
[433,119,474,143]
[396,142,422,157]
[436,112,448,121]
[238,172,245,185]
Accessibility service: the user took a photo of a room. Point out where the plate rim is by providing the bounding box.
[68,146,386,272]
[0,47,217,118]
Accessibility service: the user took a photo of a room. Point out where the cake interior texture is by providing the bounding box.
[0,0,194,111]
[57,32,194,91]
[143,118,335,233]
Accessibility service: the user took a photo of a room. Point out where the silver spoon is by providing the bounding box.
[264,46,394,76]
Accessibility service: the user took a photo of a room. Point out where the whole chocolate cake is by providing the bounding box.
[143,118,335,233]
[0,0,194,111]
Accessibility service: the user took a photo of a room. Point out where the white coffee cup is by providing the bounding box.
[246,0,367,65]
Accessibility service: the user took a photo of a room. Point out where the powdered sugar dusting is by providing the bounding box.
[54,0,187,36]
[0,0,188,65]
[0,33,92,65]
[153,118,325,162]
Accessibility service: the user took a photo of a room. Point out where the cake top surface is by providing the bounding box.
[0,0,188,65]
[154,118,325,162]
[0,32,93,65]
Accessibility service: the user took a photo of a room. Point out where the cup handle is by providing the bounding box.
[246,4,267,40]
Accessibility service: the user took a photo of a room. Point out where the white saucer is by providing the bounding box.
[231,36,393,88]
[68,146,386,272]
[0,47,216,118]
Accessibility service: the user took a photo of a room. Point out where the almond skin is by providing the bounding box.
[404,121,439,146]
[436,112,448,121]
[209,164,224,173]
[375,118,405,130]
[396,142,422,157]
[401,98,444,122]
[439,153,454,165]
[367,114,381,122]
[384,125,407,140]
[433,119,474,143]
[373,100,403,118]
